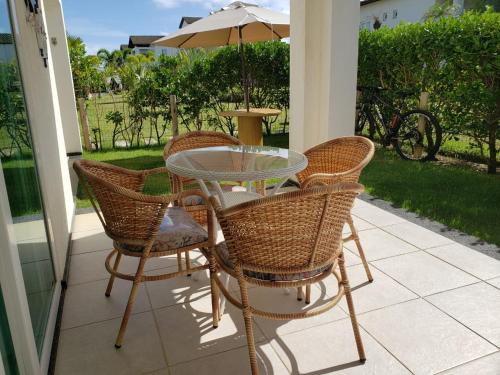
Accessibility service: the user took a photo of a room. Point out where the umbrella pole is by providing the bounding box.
[238,26,250,112]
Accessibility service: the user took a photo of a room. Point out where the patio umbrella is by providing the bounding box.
[153,1,290,111]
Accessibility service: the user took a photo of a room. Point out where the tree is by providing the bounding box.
[67,35,103,97]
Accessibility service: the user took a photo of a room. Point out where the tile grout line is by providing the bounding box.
[432,349,500,374]
[423,249,499,282]
[423,295,500,350]
[356,323,416,375]
[146,281,172,372]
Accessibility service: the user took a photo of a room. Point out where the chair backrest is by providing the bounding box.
[296,136,374,186]
[163,131,243,189]
[211,183,363,274]
[73,159,169,246]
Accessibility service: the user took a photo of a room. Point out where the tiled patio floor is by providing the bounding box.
[55,199,500,375]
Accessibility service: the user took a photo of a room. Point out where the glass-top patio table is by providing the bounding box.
[165,145,308,208]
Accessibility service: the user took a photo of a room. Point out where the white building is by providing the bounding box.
[127,35,179,57]
[360,0,465,30]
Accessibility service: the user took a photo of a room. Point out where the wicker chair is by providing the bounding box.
[163,131,246,225]
[73,159,216,348]
[209,183,366,374]
[296,136,375,283]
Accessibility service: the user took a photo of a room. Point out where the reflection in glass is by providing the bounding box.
[0,0,55,356]
[0,288,19,375]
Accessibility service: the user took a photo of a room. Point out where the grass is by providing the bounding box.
[360,148,500,246]
[5,132,499,246]
[79,134,500,247]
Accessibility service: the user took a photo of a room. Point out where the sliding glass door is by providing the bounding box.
[0,0,56,360]
[0,287,19,375]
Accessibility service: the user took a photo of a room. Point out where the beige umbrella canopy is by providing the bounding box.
[153,1,290,111]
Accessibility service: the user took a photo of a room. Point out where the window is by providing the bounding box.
[382,12,388,21]
[393,9,398,19]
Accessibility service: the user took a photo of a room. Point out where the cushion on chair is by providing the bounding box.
[216,242,332,282]
[114,207,208,253]
[182,184,246,206]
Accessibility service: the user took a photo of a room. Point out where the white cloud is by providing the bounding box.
[152,0,289,14]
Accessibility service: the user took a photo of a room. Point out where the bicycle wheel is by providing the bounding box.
[355,106,368,133]
[394,110,442,161]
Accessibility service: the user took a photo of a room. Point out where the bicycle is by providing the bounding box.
[355,86,442,161]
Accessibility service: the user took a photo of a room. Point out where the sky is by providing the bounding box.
[62,0,290,55]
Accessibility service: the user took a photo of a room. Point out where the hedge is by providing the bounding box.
[358,10,500,173]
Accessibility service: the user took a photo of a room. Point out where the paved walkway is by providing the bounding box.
[55,199,500,374]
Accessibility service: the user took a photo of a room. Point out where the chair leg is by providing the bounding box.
[305,284,311,304]
[238,275,259,375]
[208,254,220,328]
[115,257,147,349]
[177,252,183,272]
[347,215,373,282]
[339,253,366,363]
[185,251,191,276]
[105,251,122,297]
[296,287,303,301]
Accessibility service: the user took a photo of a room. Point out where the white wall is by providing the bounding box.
[290,0,360,152]
[44,0,82,156]
[360,0,436,30]
[132,45,178,57]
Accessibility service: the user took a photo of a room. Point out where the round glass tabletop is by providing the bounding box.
[165,145,308,181]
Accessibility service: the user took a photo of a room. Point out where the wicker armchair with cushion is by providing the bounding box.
[163,130,245,225]
[73,159,217,348]
[296,136,375,283]
[208,183,366,375]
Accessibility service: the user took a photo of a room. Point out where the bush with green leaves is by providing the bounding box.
[358,10,499,173]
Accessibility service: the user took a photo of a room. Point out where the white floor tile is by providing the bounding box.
[320,264,418,314]
[487,277,500,289]
[343,215,375,235]
[249,285,346,338]
[373,251,479,296]
[383,222,453,249]
[62,278,151,329]
[352,206,406,227]
[358,299,496,375]
[271,319,411,374]
[68,249,189,285]
[154,295,265,365]
[169,341,290,375]
[55,311,166,375]
[427,243,500,280]
[438,351,500,375]
[72,229,113,255]
[146,269,211,310]
[344,228,419,261]
[72,212,103,233]
[426,282,500,346]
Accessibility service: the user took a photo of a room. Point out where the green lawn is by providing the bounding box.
[360,148,500,246]
[78,134,500,247]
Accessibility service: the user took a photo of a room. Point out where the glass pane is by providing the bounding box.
[0,288,19,375]
[0,0,56,356]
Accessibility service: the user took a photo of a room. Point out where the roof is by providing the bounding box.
[119,44,129,51]
[360,0,382,6]
[179,16,202,29]
[0,33,13,45]
[128,35,164,48]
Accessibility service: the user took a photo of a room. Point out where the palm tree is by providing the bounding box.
[97,48,132,68]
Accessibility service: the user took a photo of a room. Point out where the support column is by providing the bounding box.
[45,0,83,194]
[290,0,360,152]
